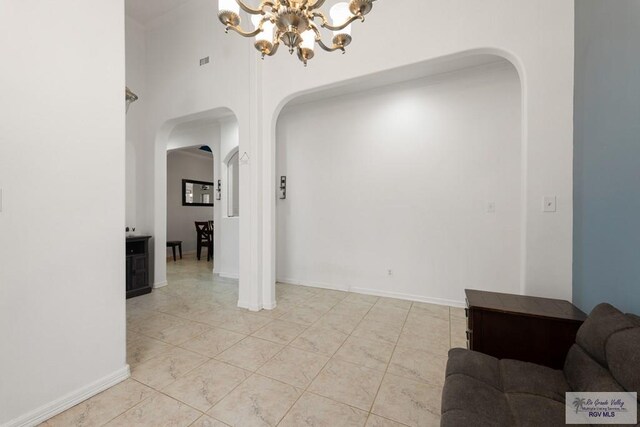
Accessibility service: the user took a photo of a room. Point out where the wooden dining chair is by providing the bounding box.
[194,221,213,261]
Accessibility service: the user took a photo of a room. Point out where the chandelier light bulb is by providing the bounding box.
[251,15,275,43]
[330,2,352,36]
[300,29,316,51]
[251,14,261,29]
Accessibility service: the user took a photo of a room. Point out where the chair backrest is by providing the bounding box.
[564,303,640,402]
[195,221,211,242]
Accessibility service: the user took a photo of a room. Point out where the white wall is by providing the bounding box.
[277,62,521,305]
[261,0,575,307]
[0,1,127,425]
[216,120,241,279]
[125,16,146,230]
[128,0,574,311]
[167,149,214,254]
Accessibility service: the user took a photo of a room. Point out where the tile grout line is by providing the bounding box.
[98,377,208,426]
[275,294,376,425]
[365,300,412,424]
[202,289,341,424]
[269,293,349,425]
[127,265,452,427]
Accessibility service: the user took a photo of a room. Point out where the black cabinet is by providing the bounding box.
[126,236,152,298]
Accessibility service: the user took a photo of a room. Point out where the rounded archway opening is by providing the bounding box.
[152,107,241,291]
[273,53,524,307]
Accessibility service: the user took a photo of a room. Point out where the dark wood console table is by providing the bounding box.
[465,289,587,369]
[126,236,152,299]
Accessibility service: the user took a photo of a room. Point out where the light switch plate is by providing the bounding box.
[543,196,557,212]
[487,201,496,214]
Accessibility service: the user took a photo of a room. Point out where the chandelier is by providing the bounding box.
[217,0,376,66]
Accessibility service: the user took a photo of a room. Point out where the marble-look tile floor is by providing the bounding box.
[42,255,467,427]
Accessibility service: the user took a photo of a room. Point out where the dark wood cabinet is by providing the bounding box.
[126,236,152,299]
[465,289,587,369]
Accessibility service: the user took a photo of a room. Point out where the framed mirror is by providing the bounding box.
[182,179,214,206]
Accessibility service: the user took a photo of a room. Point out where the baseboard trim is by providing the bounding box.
[216,272,239,280]
[237,300,261,312]
[349,286,466,308]
[277,277,349,292]
[3,365,130,427]
[153,281,168,289]
[276,277,465,308]
[262,301,277,310]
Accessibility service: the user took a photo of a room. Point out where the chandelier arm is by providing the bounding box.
[310,11,362,31]
[310,0,326,9]
[309,22,336,51]
[234,0,268,15]
[310,11,329,26]
[227,24,263,37]
[261,0,276,12]
[228,14,272,37]
[309,21,321,34]
[316,38,343,53]
[267,42,280,56]
[322,14,362,31]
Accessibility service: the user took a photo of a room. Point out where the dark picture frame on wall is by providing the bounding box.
[182,179,214,207]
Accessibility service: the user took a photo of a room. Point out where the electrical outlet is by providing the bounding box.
[387,269,393,276]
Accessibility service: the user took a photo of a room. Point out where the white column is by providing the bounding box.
[238,55,265,311]
[261,108,277,309]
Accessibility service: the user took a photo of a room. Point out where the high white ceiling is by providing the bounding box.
[126,0,194,24]
[126,0,346,25]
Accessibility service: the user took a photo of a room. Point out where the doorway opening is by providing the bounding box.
[166,145,214,265]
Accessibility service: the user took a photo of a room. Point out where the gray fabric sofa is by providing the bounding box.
[441,303,640,426]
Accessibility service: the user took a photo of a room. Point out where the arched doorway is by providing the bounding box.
[271,54,524,307]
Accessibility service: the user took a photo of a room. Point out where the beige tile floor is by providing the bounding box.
[42,255,467,427]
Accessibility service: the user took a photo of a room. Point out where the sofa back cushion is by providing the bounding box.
[575,304,637,367]
[564,344,625,392]
[606,327,640,393]
[565,303,639,394]
[628,313,640,326]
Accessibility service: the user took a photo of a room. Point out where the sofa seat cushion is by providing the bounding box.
[440,409,503,427]
[441,373,513,426]
[445,348,501,389]
[442,349,571,427]
[506,394,567,427]
[500,359,569,402]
